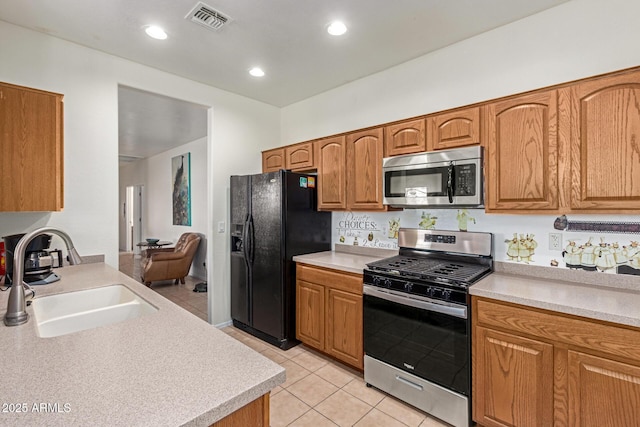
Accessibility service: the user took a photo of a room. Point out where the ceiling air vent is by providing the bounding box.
[185,2,232,31]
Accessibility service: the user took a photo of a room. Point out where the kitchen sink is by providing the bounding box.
[32,284,157,338]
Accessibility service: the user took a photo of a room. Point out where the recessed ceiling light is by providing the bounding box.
[327,21,347,36]
[249,67,265,77]
[145,25,168,40]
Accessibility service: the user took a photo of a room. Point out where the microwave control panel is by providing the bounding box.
[454,164,476,196]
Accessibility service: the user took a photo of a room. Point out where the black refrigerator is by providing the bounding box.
[230,170,331,349]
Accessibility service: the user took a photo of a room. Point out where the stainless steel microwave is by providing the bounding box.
[382,146,483,208]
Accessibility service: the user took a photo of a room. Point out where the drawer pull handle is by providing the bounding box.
[395,375,424,391]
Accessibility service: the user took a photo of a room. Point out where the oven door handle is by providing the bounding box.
[363,285,467,319]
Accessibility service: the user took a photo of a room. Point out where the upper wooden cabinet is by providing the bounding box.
[261,147,285,173]
[346,127,385,210]
[384,118,426,156]
[485,90,560,212]
[427,106,481,151]
[0,82,64,212]
[569,70,640,210]
[315,136,347,210]
[285,141,315,171]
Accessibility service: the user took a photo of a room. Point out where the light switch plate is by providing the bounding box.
[217,221,225,233]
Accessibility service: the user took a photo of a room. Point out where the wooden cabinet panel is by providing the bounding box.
[285,141,314,171]
[568,351,640,427]
[0,82,64,211]
[428,106,481,151]
[485,91,560,212]
[315,136,346,210]
[474,296,640,426]
[296,264,363,370]
[213,393,270,427]
[346,128,385,210]
[296,280,325,350]
[326,289,363,370]
[474,327,554,427]
[262,148,285,173]
[384,118,426,156]
[569,70,640,210]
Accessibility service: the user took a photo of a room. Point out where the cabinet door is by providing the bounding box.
[285,141,314,171]
[326,288,363,370]
[346,128,384,210]
[384,118,426,156]
[485,90,559,211]
[0,82,64,211]
[473,327,554,427]
[315,136,347,210]
[568,350,640,427]
[428,106,481,150]
[569,70,640,210]
[296,280,325,350]
[262,148,285,173]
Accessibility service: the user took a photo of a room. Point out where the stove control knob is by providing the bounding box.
[372,276,381,286]
[403,282,413,293]
[426,287,434,297]
[383,278,392,288]
[442,290,451,300]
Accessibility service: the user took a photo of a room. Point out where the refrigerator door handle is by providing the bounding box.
[242,214,250,267]
[247,214,255,265]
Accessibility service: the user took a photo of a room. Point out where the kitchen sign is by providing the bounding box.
[336,212,397,249]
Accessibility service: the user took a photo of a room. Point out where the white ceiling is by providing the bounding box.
[0,0,570,159]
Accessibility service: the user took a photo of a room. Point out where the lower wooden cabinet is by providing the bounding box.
[296,263,363,370]
[473,296,640,427]
[474,327,554,427]
[212,393,270,427]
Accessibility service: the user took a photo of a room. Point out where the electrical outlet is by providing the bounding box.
[217,221,225,233]
[549,233,563,251]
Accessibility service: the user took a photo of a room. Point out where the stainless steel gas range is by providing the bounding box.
[363,228,493,427]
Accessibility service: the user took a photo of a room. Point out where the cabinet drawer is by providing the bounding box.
[475,298,640,363]
[297,264,362,295]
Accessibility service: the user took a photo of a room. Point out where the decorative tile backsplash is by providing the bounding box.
[331,210,640,276]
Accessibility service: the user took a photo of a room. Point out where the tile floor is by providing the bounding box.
[118,252,208,321]
[120,252,450,426]
[221,326,451,427]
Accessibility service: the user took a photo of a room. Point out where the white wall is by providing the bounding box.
[0,21,280,325]
[281,0,640,143]
[119,137,208,279]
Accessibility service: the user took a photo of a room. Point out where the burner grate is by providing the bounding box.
[367,255,490,284]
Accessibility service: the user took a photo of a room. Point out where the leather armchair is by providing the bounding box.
[141,233,201,287]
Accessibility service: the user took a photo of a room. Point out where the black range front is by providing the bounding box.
[363,271,470,395]
[363,228,492,427]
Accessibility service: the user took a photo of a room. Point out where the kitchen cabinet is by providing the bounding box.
[213,394,270,427]
[262,147,285,172]
[484,90,561,212]
[346,127,385,210]
[0,82,64,211]
[427,106,481,151]
[473,296,640,427]
[296,263,363,370]
[384,118,426,156]
[315,136,347,210]
[568,69,640,211]
[285,141,315,171]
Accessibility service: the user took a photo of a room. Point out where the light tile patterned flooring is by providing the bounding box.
[220,326,451,427]
[120,252,450,426]
[118,252,208,321]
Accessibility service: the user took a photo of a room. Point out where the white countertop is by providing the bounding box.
[293,250,389,274]
[0,263,284,427]
[470,271,640,328]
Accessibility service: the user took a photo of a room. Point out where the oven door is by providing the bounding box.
[363,285,470,396]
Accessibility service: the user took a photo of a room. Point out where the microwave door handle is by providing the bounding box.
[447,162,455,203]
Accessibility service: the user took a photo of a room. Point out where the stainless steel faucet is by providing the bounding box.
[4,227,83,326]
